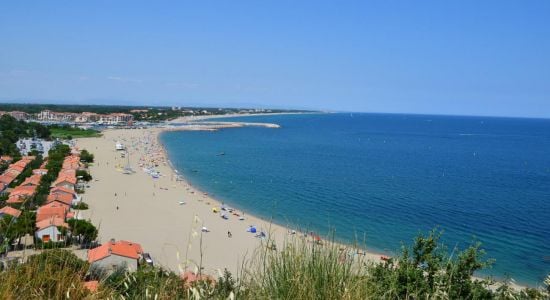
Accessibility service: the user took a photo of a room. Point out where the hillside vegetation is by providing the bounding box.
[0,230,548,299]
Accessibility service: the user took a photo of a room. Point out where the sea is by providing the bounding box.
[159,113,550,286]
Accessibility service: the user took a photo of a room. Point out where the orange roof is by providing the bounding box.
[0,174,15,185]
[53,175,77,186]
[21,174,42,186]
[88,240,143,263]
[83,281,99,292]
[1,155,13,162]
[51,186,77,196]
[36,216,68,230]
[0,206,21,218]
[8,165,25,173]
[6,196,24,204]
[59,169,76,177]
[46,193,73,206]
[181,271,216,286]
[10,185,37,197]
[62,156,81,170]
[36,204,67,222]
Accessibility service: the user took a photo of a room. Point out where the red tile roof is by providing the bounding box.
[6,196,24,204]
[36,203,67,222]
[0,206,22,218]
[53,175,77,186]
[51,186,77,196]
[46,193,73,206]
[181,271,216,286]
[9,185,37,197]
[0,156,13,162]
[83,281,99,292]
[88,240,143,263]
[36,216,68,230]
[21,174,42,186]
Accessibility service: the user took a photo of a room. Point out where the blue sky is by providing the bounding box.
[1,1,549,117]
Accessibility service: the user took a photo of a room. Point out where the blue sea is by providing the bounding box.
[160,113,550,286]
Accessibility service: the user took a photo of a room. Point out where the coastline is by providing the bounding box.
[76,125,383,279]
[168,111,322,124]
[76,122,529,290]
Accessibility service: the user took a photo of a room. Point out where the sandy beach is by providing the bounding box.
[76,127,381,277]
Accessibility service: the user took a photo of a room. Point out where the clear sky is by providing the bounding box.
[1,1,549,117]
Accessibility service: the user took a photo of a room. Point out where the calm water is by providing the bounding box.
[160,113,550,285]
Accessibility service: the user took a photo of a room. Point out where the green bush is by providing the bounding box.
[76,169,92,182]
[80,149,94,163]
[72,202,89,210]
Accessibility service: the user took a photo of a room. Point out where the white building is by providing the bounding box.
[87,240,143,273]
[35,217,68,243]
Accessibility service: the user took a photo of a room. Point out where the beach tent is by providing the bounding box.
[248,226,257,233]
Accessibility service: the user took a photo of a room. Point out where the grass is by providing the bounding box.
[50,128,102,139]
[0,231,548,299]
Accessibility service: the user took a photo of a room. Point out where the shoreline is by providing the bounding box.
[168,111,322,124]
[76,123,530,290]
[76,126,383,278]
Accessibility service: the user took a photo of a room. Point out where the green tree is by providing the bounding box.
[76,170,92,182]
[80,149,94,163]
[67,219,98,245]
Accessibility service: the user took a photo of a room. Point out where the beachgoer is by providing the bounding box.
[116,206,119,210]
[228,231,232,238]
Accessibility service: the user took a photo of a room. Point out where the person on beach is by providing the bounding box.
[227,231,232,238]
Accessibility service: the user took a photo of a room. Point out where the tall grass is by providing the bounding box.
[0,231,548,299]
[241,235,368,299]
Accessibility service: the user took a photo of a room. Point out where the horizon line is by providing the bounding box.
[0,101,548,121]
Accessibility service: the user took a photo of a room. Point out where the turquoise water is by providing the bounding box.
[160,113,550,286]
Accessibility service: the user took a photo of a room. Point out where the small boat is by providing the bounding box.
[216,152,225,156]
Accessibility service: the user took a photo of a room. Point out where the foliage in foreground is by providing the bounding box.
[0,231,548,299]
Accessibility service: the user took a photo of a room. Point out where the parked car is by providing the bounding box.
[143,253,154,266]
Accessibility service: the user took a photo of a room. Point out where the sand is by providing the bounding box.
[76,127,381,277]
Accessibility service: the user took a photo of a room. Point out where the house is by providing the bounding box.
[50,186,81,204]
[59,169,76,177]
[52,175,77,190]
[87,240,143,272]
[7,186,37,204]
[46,193,74,207]
[0,174,17,186]
[83,281,99,292]
[36,202,68,222]
[35,216,68,242]
[181,271,216,287]
[0,156,13,163]
[20,174,42,187]
[9,111,29,121]
[62,155,81,170]
[0,206,22,219]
